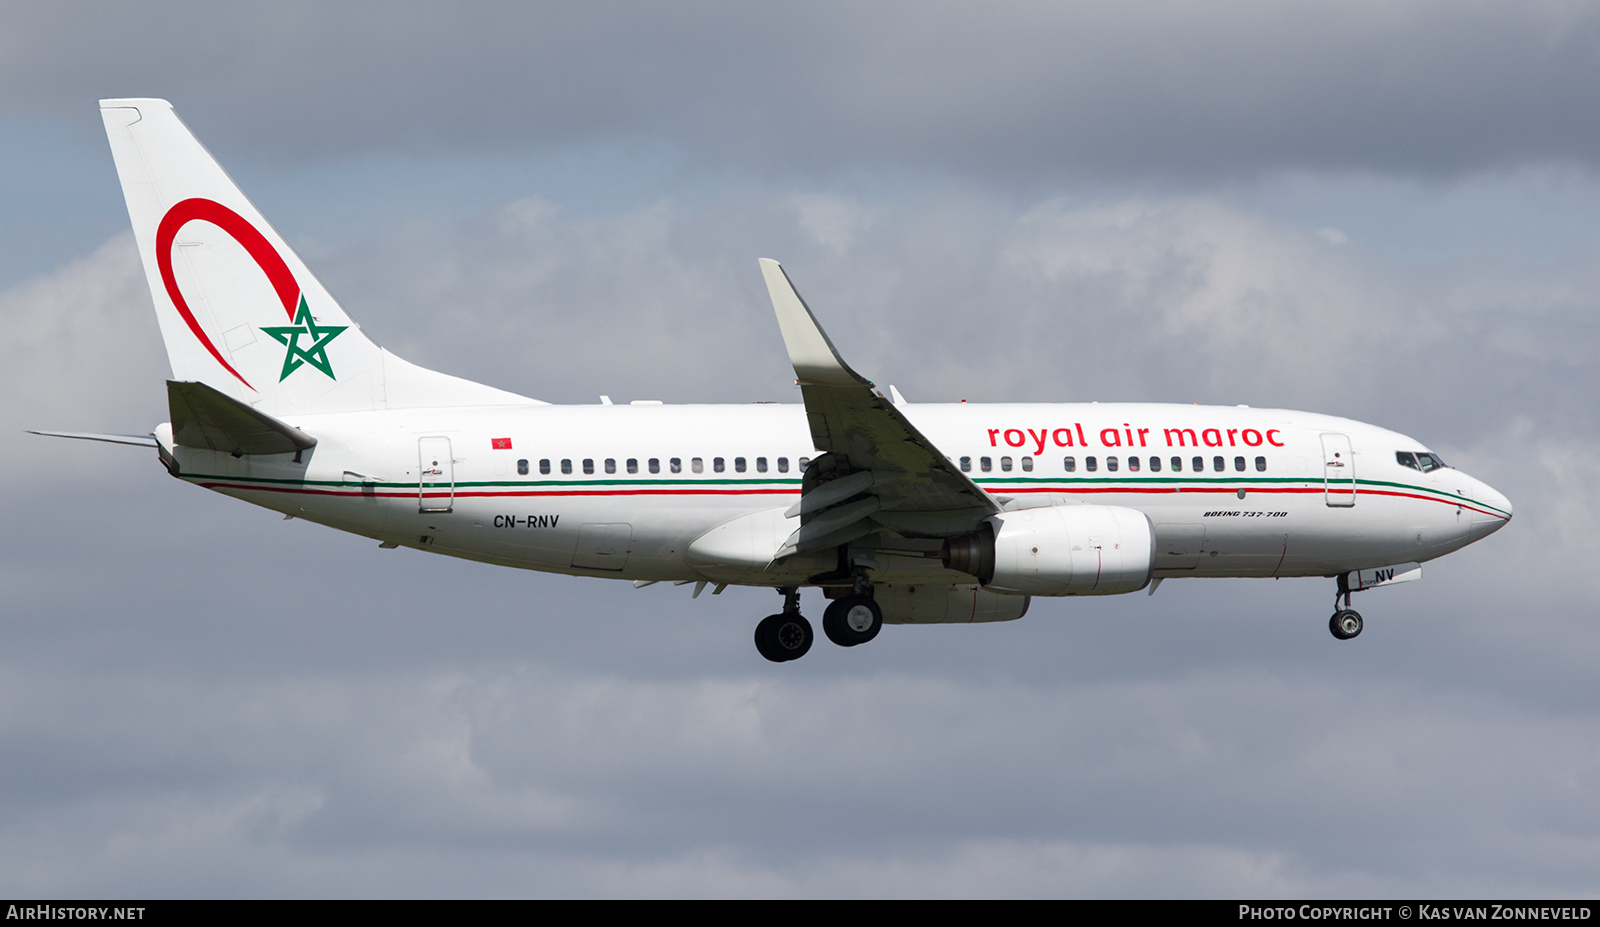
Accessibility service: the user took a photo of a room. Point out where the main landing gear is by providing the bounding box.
[822,594,882,648]
[754,584,884,663]
[1328,575,1363,640]
[755,588,813,663]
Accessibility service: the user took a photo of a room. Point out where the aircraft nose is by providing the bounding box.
[1466,477,1512,537]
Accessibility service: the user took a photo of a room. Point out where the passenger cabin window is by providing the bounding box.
[777,457,789,473]
[1107,456,1119,472]
[1234,456,1245,472]
[626,458,638,474]
[1193,456,1204,472]
[605,458,616,474]
[1213,456,1224,472]
[1000,456,1012,472]
[1128,456,1140,472]
[713,457,725,473]
[1149,456,1161,472]
[1255,456,1267,471]
[670,457,682,473]
[1171,457,1182,472]
[517,459,529,476]
[734,457,746,473]
[561,459,573,475]
[961,456,972,472]
[1063,456,1076,472]
[756,457,767,473]
[1086,456,1098,472]
[648,458,660,474]
[540,459,551,475]
[1021,456,1033,472]
[980,457,992,472]
[799,457,810,471]
[691,457,704,473]
[583,459,595,475]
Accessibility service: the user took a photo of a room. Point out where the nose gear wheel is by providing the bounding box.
[1329,609,1363,640]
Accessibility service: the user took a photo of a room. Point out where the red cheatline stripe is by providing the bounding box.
[1358,487,1508,520]
[1001,483,1507,519]
[196,482,800,499]
[193,479,1508,520]
[1001,485,1320,495]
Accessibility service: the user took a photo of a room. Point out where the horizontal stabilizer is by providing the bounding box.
[167,380,316,455]
[27,430,157,448]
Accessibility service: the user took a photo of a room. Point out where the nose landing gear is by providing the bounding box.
[1330,609,1363,640]
[1328,575,1363,640]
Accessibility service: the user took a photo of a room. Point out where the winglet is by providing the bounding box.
[759,259,870,388]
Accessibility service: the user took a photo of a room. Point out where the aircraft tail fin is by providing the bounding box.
[99,99,538,415]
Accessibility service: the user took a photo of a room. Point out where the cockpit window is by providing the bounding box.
[1399,450,1449,472]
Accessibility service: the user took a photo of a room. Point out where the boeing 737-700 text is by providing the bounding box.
[34,99,1513,662]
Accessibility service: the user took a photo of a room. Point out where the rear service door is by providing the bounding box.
[418,436,454,513]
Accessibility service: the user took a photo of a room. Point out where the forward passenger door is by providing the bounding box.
[1321,433,1355,507]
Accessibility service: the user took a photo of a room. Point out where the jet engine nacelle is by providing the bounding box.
[943,505,1155,596]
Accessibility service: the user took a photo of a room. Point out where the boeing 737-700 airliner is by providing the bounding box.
[33,99,1513,662]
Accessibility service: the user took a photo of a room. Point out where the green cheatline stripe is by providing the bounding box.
[972,475,1310,486]
[186,470,1507,517]
[183,472,804,489]
[969,474,1505,516]
[1355,477,1508,517]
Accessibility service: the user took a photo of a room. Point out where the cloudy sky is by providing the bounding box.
[2,1,1598,897]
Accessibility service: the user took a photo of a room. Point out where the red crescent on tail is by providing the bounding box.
[155,198,303,392]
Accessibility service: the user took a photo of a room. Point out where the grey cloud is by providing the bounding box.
[6,2,1600,184]
[2,180,1595,895]
[311,188,1600,449]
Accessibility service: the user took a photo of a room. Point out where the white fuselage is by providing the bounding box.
[159,400,1512,589]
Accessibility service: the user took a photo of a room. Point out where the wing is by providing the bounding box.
[760,259,997,558]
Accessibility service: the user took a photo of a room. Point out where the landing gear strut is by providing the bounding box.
[1328,577,1363,640]
[755,588,813,663]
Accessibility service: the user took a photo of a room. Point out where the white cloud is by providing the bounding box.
[0,234,164,436]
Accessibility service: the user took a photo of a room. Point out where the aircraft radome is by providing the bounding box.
[32,99,1514,663]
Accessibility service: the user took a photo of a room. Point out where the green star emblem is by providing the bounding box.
[261,296,348,382]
